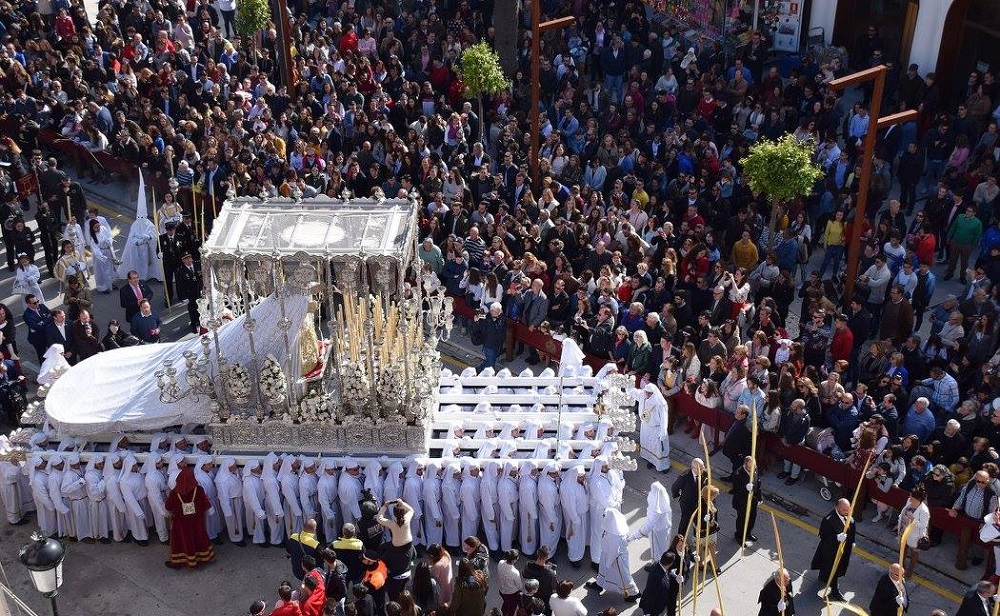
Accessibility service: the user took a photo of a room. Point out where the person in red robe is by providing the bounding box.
[164,466,216,568]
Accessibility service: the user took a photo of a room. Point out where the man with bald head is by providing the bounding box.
[670,458,707,532]
[868,563,907,615]
[811,498,856,601]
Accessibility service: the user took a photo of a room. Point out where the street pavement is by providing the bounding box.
[0,168,980,614]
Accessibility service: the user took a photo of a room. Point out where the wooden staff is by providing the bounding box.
[65,194,71,225]
[678,509,698,616]
[741,400,759,553]
[706,548,726,615]
[692,464,704,615]
[699,432,725,612]
[199,192,207,244]
[771,513,787,616]
[897,521,913,616]
[823,456,873,613]
[151,186,171,307]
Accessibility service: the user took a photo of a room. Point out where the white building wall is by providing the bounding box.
[909,0,956,76]
[809,0,957,77]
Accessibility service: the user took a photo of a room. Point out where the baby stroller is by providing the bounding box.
[805,426,845,501]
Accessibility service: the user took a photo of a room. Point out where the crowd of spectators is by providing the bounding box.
[4,0,1000,578]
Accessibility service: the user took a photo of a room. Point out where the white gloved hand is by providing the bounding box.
[836,532,848,542]
[895,595,905,606]
[692,554,701,563]
[673,573,684,584]
[703,514,711,522]
[746,483,754,491]
[776,600,786,611]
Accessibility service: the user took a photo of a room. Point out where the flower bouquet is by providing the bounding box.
[226,361,252,405]
[259,354,287,407]
[376,362,405,419]
[340,360,370,417]
[296,390,333,424]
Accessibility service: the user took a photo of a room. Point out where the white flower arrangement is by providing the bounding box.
[226,362,252,404]
[259,355,287,405]
[377,363,405,403]
[295,390,333,423]
[340,360,370,406]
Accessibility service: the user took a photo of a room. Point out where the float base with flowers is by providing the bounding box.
[13,197,639,467]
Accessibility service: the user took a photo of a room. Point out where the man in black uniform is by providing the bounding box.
[56,176,86,226]
[731,455,762,545]
[0,193,17,270]
[175,251,202,334]
[159,221,187,305]
[34,200,61,276]
[811,498,857,602]
[37,158,67,216]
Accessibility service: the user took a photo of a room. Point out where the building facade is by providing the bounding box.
[808,0,999,100]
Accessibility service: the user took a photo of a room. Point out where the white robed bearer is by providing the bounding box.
[243,460,268,545]
[143,453,170,543]
[585,508,641,601]
[632,383,671,471]
[629,481,673,568]
[60,453,92,541]
[84,455,110,542]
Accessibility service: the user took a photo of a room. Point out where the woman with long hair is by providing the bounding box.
[451,558,488,616]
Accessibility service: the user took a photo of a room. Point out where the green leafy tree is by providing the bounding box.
[455,42,509,140]
[235,0,270,65]
[741,134,824,237]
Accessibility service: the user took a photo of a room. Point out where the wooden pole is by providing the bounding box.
[741,401,759,553]
[770,514,787,616]
[151,186,171,307]
[897,521,913,616]
[528,14,575,188]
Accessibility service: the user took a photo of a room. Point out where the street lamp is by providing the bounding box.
[18,532,65,616]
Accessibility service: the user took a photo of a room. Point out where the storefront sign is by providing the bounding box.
[772,1,803,52]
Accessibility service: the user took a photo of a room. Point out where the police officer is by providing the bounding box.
[175,252,202,334]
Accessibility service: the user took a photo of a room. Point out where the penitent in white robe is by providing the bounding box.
[632,384,671,472]
[119,459,150,542]
[518,463,539,556]
[441,463,463,548]
[588,461,615,566]
[537,464,562,556]
[422,463,444,547]
[47,464,71,537]
[631,481,673,562]
[243,464,268,545]
[317,460,341,542]
[560,466,589,563]
[144,464,170,543]
[460,464,481,541]
[0,460,26,523]
[402,460,426,547]
[60,466,92,540]
[594,508,639,596]
[479,461,501,551]
[498,463,519,552]
[104,455,128,541]
[84,462,109,540]
[216,460,245,543]
[262,454,286,546]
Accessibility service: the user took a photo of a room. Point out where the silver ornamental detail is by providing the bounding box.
[603,373,638,434]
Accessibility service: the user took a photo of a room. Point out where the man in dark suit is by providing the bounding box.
[442,202,471,238]
[44,309,74,364]
[637,551,674,616]
[868,563,908,616]
[707,285,732,326]
[811,498,857,602]
[731,455,762,544]
[70,310,101,362]
[175,252,203,334]
[670,458,706,532]
[516,279,549,364]
[119,269,154,325]
[159,221,188,306]
[757,568,795,616]
[22,294,52,362]
[956,580,995,616]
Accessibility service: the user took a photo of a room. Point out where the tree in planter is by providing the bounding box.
[741,134,824,240]
[235,0,270,67]
[455,42,509,141]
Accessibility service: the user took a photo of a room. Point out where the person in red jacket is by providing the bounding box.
[338,23,358,55]
[831,314,854,365]
[298,575,326,616]
[269,582,302,616]
[54,8,76,39]
[913,224,937,265]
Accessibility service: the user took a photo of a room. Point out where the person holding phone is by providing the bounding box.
[472,302,506,373]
